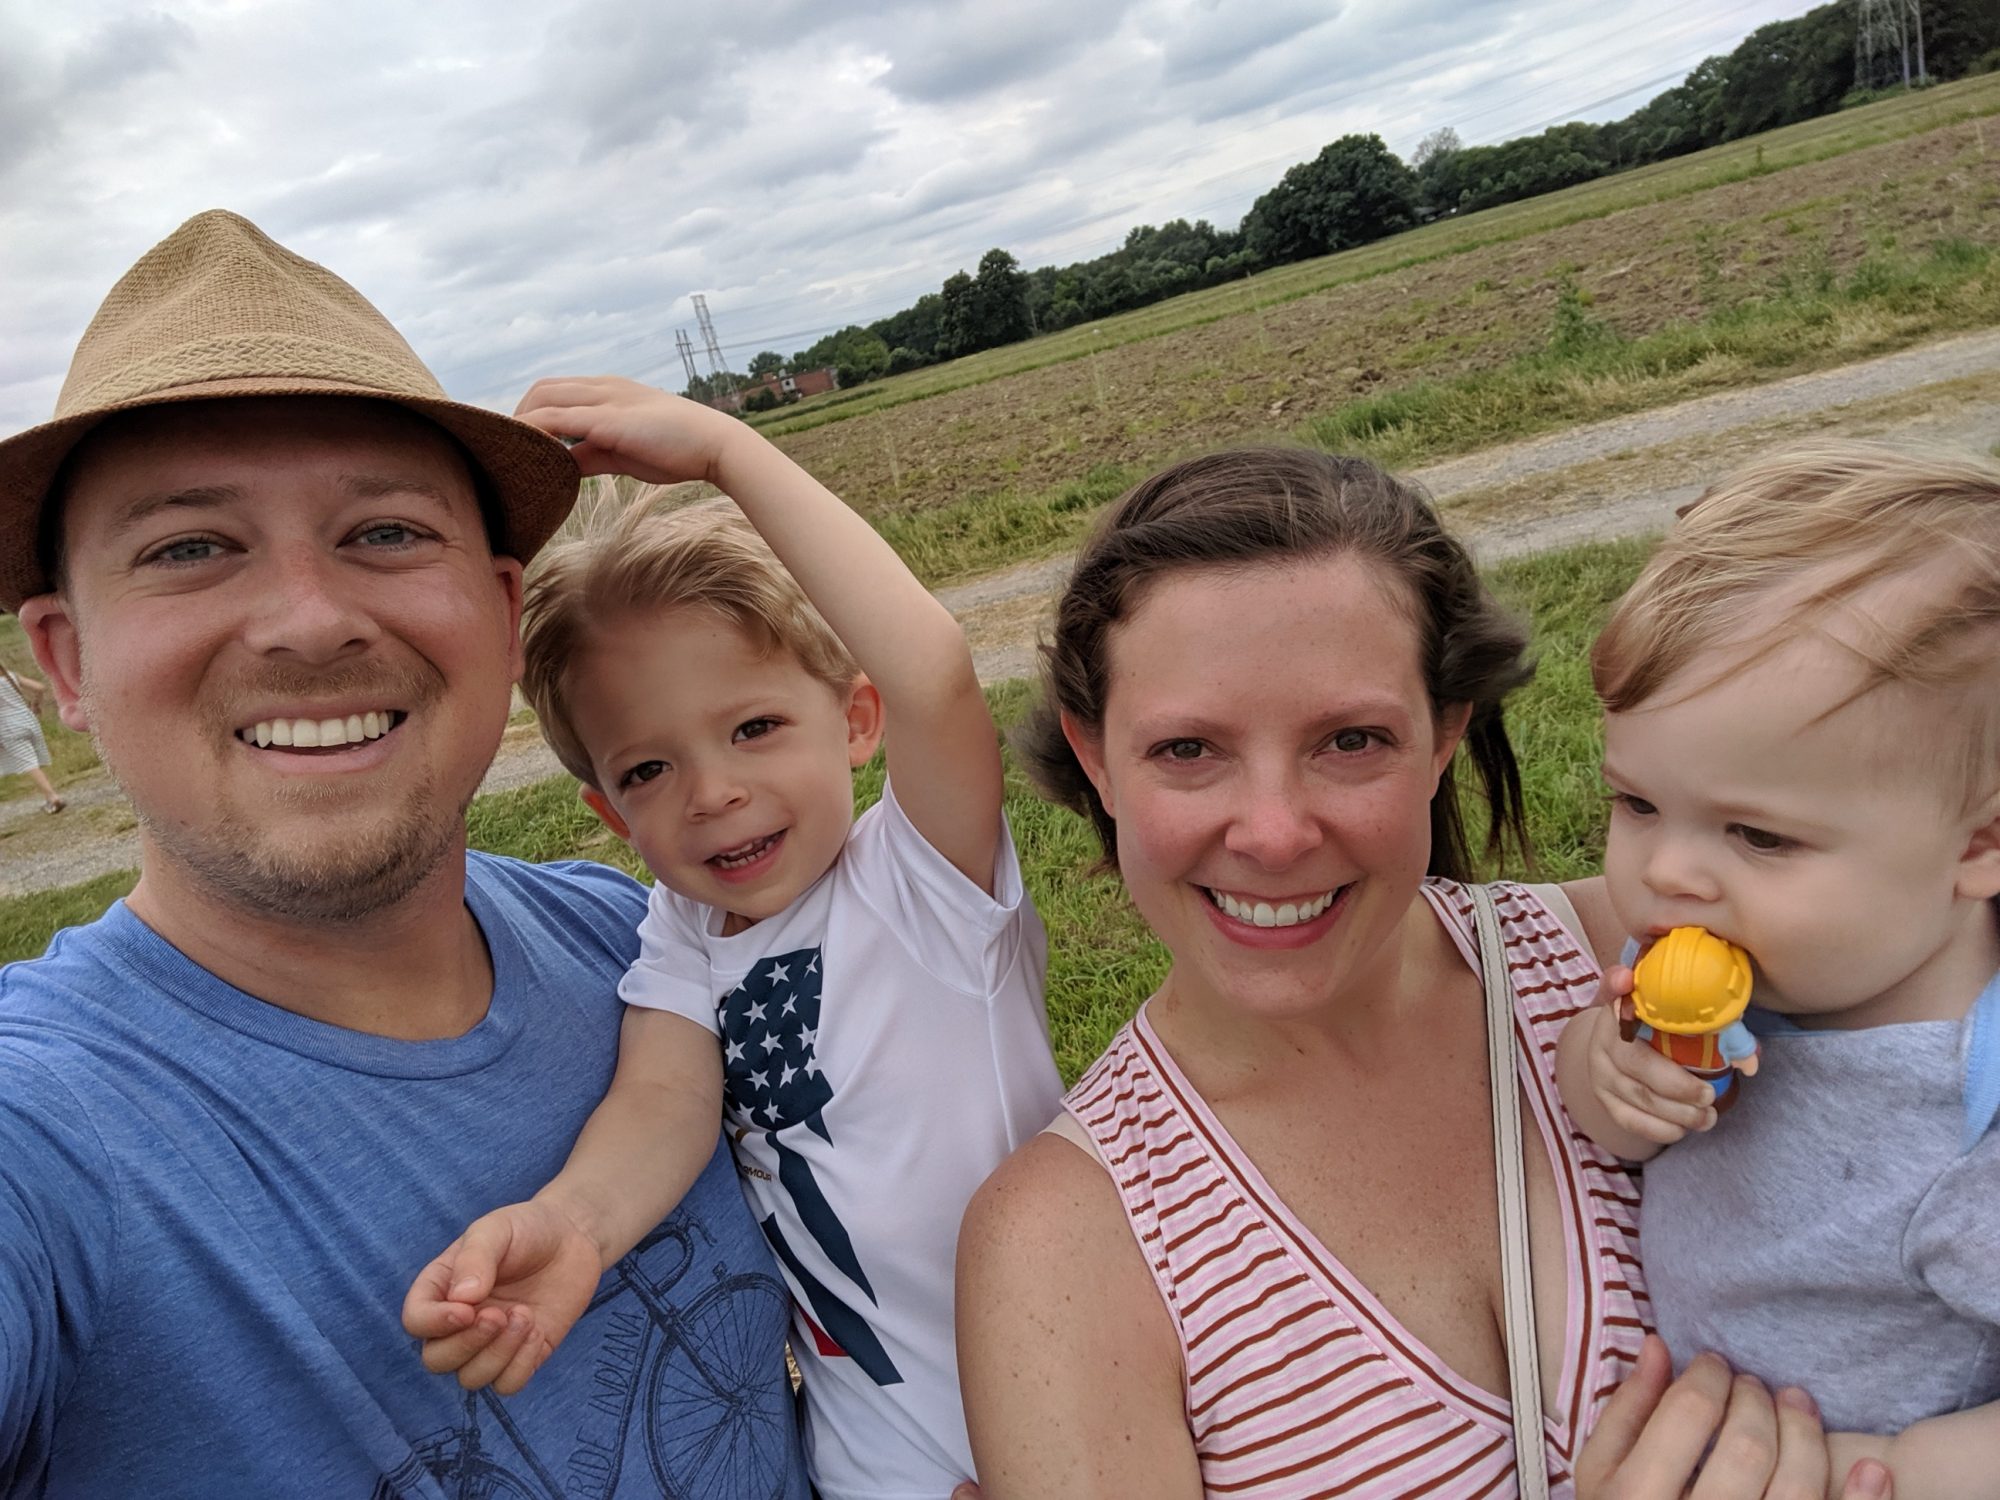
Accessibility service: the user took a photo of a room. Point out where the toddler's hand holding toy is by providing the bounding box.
[1582,959,1720,1148]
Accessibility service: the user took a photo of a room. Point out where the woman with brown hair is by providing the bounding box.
[954,449,1889,1499]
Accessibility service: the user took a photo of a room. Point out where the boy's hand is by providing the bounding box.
[1585,963,1717,1146]
[516,376,742,489]
[402,1199,605,1394]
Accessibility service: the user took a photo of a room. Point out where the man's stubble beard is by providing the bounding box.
[82,654,489,927]
[141,772,474,925]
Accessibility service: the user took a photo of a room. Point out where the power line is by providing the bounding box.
[1857,0,1928,91]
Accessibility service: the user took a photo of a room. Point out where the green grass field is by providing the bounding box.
[0,537,1650,1084]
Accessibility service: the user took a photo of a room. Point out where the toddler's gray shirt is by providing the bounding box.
[1641,990,2000,1434]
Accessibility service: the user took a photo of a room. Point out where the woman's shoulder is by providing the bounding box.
[964,1015,1160,1294]
[964,1131,1128,1247]
[957,1134,1195,1494]
[1421,874,1620,970]
[958,1130,1157,1339]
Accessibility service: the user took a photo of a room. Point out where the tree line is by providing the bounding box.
[700,0,1999,399]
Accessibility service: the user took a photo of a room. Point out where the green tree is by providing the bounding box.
[1412,126,1465,217]
[1241,134,1419,266]
[1716,12,1848,140]
[936,250,1033,359]
[683,370,749,405]
[870,292,944,361]
[747,350,786,378]
[1924,0,2000,78]
[934,272,977,359]
[793,324,890,387]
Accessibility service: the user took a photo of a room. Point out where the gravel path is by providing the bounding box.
[937,327,2000,619]
[6,329,1999,898]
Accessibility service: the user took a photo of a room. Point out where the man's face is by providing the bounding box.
[21,397,525,924]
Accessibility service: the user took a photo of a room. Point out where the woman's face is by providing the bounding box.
[1068,552,1466,1024]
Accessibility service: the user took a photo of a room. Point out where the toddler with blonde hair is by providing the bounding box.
[1557,444,2000,1496]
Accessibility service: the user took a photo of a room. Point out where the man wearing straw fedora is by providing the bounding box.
[0,212,809,1497]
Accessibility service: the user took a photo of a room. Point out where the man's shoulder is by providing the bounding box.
[468,852,651,969]
[469,852,646,920]
[0,901,132,1024]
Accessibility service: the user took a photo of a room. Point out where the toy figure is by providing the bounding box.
[1620,927,1760,1112]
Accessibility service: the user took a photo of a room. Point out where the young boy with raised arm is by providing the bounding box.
[402,378,1062,1500]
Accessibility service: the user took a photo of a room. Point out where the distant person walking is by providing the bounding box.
[0,661,60,813]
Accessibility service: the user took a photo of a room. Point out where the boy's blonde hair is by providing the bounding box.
[522,498,858,787]
[1593,444,2000,806]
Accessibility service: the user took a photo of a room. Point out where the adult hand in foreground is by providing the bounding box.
[952,1340,1893,1500]
[1576,1336,1893,1499]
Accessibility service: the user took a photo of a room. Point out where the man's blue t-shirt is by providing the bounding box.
[0,853,808,1499]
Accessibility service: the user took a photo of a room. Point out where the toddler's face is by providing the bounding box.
[567,606,876,931]
[1600,633,1992,1030]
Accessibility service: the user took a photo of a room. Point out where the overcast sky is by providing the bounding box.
[3,0,1818,431]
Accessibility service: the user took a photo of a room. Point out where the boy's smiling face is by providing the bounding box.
[1601,627,2000,1031]
[569,605,881,933]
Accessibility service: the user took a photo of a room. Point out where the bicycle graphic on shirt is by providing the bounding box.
[376,1220,794,1500]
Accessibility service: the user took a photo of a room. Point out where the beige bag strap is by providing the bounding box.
[1468,884,1550,1500]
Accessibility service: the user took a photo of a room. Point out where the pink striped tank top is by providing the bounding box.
[1063,880,1650,1498]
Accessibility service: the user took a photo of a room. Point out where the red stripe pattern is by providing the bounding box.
[1065,880,1650,1497]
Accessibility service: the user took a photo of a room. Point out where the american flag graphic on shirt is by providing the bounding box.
[718,946,902,1386]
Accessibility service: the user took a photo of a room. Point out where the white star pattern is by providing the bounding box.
[716,944,832,1137]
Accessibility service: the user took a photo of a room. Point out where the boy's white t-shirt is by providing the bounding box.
[619,779,1062,1500]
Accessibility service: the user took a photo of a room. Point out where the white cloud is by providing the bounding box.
[0,0,1817,428]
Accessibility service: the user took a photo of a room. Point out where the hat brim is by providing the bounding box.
[0,378,581,611]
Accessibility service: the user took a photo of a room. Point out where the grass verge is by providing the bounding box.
[0,541,1652,1083]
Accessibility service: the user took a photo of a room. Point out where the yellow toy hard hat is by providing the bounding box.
[1631,927,1754,1034]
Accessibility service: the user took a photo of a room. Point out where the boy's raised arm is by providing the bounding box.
[514,376,1003,893]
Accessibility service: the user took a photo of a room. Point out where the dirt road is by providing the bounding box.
[5,329,1998,898]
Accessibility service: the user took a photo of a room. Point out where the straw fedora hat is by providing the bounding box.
[0,209,580,610]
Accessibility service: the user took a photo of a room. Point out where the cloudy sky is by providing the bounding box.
[3,0,1816,431]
